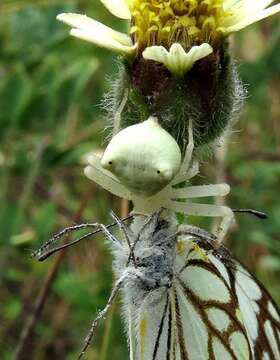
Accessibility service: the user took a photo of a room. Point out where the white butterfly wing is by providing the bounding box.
[128,239,280,360]
[230,261,280,359]
[129,288,172,360]
[176,248,251,360]
[208,251,280,359]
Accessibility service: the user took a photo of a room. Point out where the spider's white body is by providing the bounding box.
[101,117,182,196]
[84,117,234,245]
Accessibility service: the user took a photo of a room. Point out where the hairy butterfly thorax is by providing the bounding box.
[114,211,177,287]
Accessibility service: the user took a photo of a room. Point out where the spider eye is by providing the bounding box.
[108,161,113,165]
[157,170,161,174]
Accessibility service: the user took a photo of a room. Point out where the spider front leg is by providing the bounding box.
[167,200,234,247]
[84,154,132,200]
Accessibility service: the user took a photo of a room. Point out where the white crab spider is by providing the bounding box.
[84,117,234,246]
[101,117,182,196]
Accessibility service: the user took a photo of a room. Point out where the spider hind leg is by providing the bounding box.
[169,201,234,247]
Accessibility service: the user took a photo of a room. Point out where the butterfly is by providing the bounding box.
[109,210,280,360]
[34,208,280,360]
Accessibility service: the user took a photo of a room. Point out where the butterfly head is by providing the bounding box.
[101,117,182,197]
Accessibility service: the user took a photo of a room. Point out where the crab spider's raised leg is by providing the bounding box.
[181,119,194,170]
[112,89,128,135]
[171,183,230,199]
[84,154,132,200]
[167,201,234,246]
[185,160,199,180]
[172,159,199,185]
[171,119,195,185]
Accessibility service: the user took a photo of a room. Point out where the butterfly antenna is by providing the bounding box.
[35,229,101,261]
[110,211,137,267]
[233,208,267,219]
[78,273,126,359]
[99,223,121,245]
[32,222,99,259]
[33,215,133,261]
[126,208,166,266]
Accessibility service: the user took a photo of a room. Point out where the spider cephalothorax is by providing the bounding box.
[101,117,182,196]
[85,118,234,245]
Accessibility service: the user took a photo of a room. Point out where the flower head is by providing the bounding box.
[126,0,280,50]
[57,1,279,154]
[57,0,279,76]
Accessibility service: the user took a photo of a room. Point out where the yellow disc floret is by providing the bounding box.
[128,0,232,50]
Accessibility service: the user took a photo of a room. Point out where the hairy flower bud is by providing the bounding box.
[57,0,279,153]
[106,47,244,153]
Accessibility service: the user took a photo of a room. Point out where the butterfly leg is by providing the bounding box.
[78,272,127,359]
[84,154,132,199]
[168,201,234,246]
[178,224,217,245]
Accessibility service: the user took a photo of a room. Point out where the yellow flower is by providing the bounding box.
[57,0,279,76]
[126,0,280,49]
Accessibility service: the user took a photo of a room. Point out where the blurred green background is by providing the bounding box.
[0,1,279,359]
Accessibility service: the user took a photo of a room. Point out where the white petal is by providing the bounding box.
[224,0,274,12]
[143,43,213,76]
[226,3,280,33]
[99,0,131,19]
[184,44,214,67]
[223,0,240,11]
[143,46,169,65]
[70,28,136,55]
[57,13,132,46]
[222,0,277,28]
[57,13,136,55]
